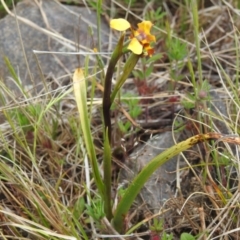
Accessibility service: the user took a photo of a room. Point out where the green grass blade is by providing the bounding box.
[3,56,20,84]
[191,0,202,84]
[97,0,102,52]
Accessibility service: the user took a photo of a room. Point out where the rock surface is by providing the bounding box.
[120,88,234,213]
[120,131,181,212]
[0,0,110,93]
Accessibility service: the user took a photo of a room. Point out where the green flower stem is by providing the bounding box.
[102,37,140,222]
[102,34,125,220]
[103,34,125,143]
[112,132,223,233]
[110,53,140,104]
[103,128,113,220]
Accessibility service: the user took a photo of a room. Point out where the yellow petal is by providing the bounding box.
[141,34,156,44]
[110,18,131,31]
[147,34,156,42]
[137,21,153,35]
[127,38,143,55]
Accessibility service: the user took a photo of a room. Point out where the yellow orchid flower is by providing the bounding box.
[110,18,156,56]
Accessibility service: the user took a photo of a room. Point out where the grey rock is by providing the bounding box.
[0,0,110,94]
[120,88,235,213]
[209,88,231,134]
[120,131,181,212]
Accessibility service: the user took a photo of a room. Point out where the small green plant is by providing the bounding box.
[9,104,41,132]
[85,197,105,222]
[167,38,188,62]
[180,232,196,240]
[136,54,162,79]
[149,219,174,240]
[162,232,174,240]
[166,31,188,85]
[145,6,166,28]
[114,93,142,133]
[150,218,164,232]
[181,79,210,109]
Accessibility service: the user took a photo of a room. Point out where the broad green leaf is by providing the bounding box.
[73,68,104,197]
